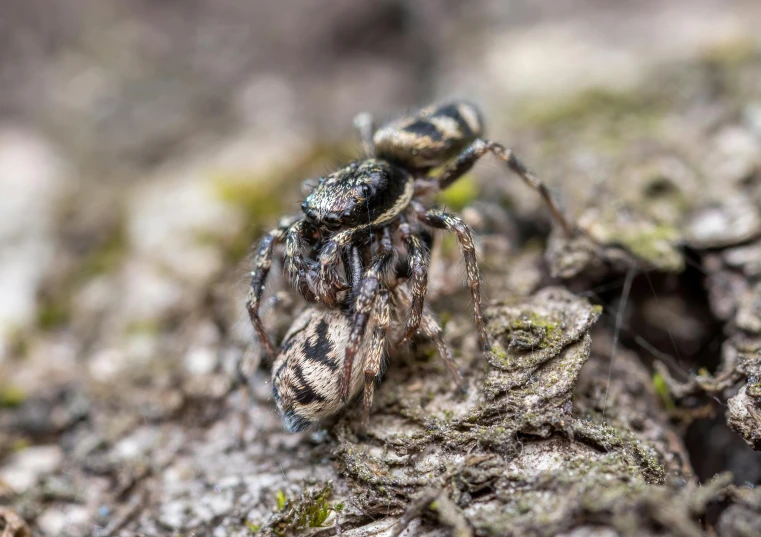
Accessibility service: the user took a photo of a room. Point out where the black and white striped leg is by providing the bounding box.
[246,225,290,358]
[283,219,318,303]
[434,139,573,236]
[316,229,356,307]
[421,207,491,351]
[362,289,390,428]
[398,222,431,346]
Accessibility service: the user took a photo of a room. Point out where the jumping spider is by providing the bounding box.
[246,101,574,431]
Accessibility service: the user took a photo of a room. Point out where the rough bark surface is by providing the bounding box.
[2,2,761,536]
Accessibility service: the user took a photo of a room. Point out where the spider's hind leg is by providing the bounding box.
[398,221,431,346]
[421,310,464,391]
[396,284,463,391]
[434,139,573,236]
[362,289,390,428]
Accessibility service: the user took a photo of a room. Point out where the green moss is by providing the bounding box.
[12,438,31,452]
[701,36,757,66]
[440,233,458,256]
[77,219,128,280]
[652,372,675,410]
[5,328,30,359]
[213,172,286,262]
[215,171,285,224]
[37,218,129,333]
[213,142,351,262]
[36,300,71,331]
[0,385,26,408]
[514,88,653,130]
[619,224,682,270]
[489,345,510,369]
[266,482,342,536]
[507,312,561,350]
[125,320,161,336]
[438,175,480,211]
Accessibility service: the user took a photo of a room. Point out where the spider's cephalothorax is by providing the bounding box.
[246,101,575,430]
[301,159,414,231]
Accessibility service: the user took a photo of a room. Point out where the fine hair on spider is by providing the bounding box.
[246,101,575,430]
[272,274,460,432]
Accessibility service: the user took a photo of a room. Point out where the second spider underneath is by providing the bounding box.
[248,101,573,430]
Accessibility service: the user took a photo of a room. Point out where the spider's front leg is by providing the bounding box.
[247,218,299,358]
[435,138,574,236]
[415,202,491,351]
[315,229,356,307]
[283,219,319,303]
[343,245,364,296]
[340,229,395,400]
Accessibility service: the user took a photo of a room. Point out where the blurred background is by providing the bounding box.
[1,1,761,535]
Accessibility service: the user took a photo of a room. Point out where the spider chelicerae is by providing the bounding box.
[246,101,574,431]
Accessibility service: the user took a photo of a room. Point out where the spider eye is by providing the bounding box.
[301,202,319,223]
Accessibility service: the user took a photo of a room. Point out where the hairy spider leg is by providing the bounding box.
[417,203,491,351]
[422,310,463,389]
[434,139,573,236]
[246,221,295,358]
[395,284,463,389]
[283,219,320,303]
[340,229,395,400]
[343,245,364,297]
[398,221,431,346]
[316,228,358,307]
[361,288,390,428]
